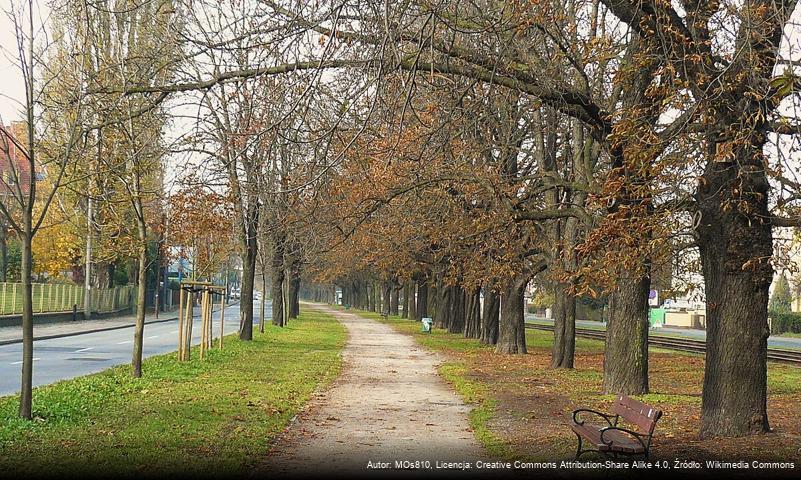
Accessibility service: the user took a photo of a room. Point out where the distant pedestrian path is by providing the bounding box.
[261,305,487,475]
[526,315,801,351]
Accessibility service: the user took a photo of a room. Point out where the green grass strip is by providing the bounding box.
[0,308,347,476]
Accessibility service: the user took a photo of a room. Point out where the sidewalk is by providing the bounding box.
[0,309,179,345]
[526,314,801,350]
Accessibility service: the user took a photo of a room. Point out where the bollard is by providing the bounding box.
[72,304,78,321]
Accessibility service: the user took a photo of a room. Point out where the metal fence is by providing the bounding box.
[0,283,135,316]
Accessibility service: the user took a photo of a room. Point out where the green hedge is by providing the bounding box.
[770,311,801,334]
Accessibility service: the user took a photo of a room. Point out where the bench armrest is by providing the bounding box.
[599,426,649,450]
[572,409,619,427]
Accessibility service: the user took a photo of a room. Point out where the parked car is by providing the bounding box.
[230,288,240,300]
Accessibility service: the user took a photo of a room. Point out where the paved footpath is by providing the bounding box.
[261,305,489,477]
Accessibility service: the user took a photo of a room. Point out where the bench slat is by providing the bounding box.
[611,395,662,434]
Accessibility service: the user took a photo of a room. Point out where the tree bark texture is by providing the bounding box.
[131,232,147,378]
[447,285,465,334]
[239,203,259,340]
[18,233,33,419]
[389,284,399,316]
[603,272,650,394]
[550,285,576,369]
[496,276,527,354]
[480,288,500,345]
[416,278,428,320]
[270,229,285,327]
[696,143,772,438]
[464,287,481,339]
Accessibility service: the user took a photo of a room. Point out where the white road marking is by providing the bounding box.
[116,340,132,345]
[147,335,159,339]
[170,330,179,334]
[10,358,39,365]
[75,347,93,353]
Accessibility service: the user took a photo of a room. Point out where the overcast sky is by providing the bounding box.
[0,0,52,125]
[0,1,26,124]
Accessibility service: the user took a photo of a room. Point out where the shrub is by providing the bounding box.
[769,311,801,334]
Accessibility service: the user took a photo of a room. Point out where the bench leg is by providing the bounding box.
[574,432,583,459]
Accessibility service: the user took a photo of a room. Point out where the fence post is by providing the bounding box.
[11,283,16,314]
[1,283,5,315]
[39,284,44,313]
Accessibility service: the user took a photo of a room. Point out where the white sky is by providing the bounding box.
[0,1,26,124]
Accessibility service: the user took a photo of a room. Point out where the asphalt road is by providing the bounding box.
[526,314,801,350]
[0,300,272,396]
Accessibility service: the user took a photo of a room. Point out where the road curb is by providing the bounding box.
[0,315,179,346]
[0,301,241,346]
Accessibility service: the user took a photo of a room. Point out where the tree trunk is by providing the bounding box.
[696,145,772,438]
[427,283,437,319]
[382,282,391,315]
[374,282,382,313]
[496,276,527,354]
[480,288,500,345]
[84,196,93,319]
[407,281,417,320]
[389,284,399,315]
[603,273,650,394]
[271,228,285,327]
[18,232,33,419]
[240,241,257,339]
[464,287,481,339]
[283,271,290,324]
[239,203,259,340]
[131,218,147,378]
[448,285,465,334]
[551,286,576,369]
[289,274,300,318]
[416,278,428,320]
[0,221,7,282]
[259,271,267,333]
[401,283,409,318]
[434,276,449,329]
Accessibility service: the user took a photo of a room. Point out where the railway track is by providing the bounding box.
[525,324,801,367]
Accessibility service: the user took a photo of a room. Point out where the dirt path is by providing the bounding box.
[260,305,489,476]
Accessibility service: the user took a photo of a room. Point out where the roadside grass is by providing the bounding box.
[0,308,346,477]
[355,308,801,462]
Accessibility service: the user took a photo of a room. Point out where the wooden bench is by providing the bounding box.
[570,395,662,459]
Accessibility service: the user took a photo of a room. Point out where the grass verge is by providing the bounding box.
[0,308,346,477]
[348,308,801,462]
